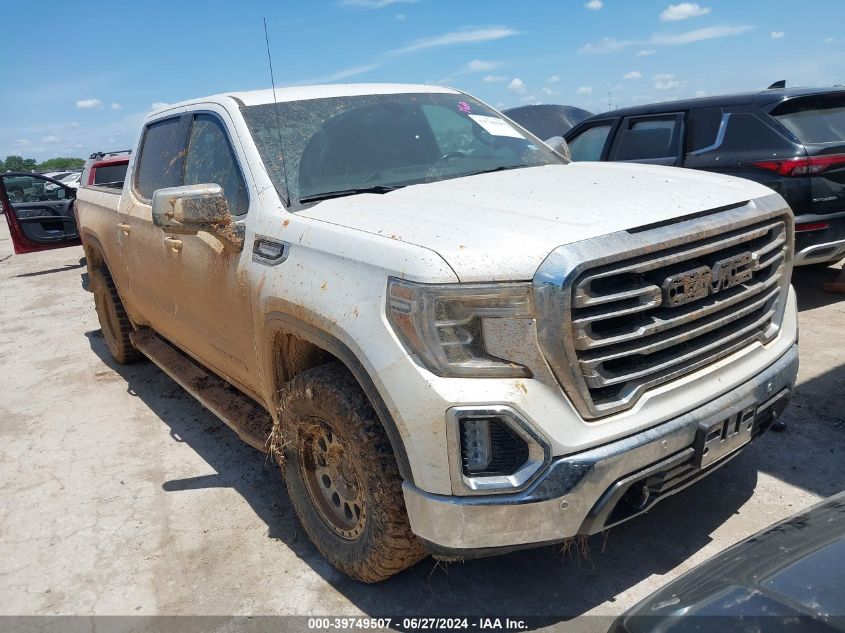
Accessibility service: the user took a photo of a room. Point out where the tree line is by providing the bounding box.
[1,155,85,172]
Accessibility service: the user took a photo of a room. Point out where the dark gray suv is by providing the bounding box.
[565,86,845,266]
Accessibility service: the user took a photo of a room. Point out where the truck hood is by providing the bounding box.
[298,162,773,281]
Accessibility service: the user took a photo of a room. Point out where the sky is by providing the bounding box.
[2,0,843,161]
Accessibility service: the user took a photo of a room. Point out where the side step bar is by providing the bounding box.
[131,328,272,453]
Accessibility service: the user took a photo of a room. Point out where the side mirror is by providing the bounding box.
[151,184,244,251]
[545,136,572,161]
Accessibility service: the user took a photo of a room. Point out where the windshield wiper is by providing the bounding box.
[299,184,402,204]
[464,165,524,178]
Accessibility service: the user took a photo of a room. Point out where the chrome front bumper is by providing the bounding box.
[403,344,799,556]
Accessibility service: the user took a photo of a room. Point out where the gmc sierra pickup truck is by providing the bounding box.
[1,84,799,582]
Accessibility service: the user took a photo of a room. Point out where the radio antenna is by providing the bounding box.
[263,18,291,206]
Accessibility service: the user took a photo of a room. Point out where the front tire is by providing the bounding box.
[272,362,427,582]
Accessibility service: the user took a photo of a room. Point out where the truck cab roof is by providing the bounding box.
[148,83,460,115]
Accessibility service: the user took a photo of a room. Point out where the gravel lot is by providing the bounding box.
[1,219,843,628]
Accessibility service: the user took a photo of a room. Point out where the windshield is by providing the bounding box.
[772,94,845,144]
[242,92,564,207]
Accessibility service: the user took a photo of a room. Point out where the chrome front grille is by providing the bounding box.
[533,196,793,419]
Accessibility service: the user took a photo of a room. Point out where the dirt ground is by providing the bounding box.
[1,219,843,628]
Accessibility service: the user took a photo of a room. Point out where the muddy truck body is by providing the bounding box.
[65,84,798,581]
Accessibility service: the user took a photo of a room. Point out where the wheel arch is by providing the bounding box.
[80,230,109,270]
[262,310,414,484]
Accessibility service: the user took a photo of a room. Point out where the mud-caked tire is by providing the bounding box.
[89,264,140,364]
[272,362,427,582]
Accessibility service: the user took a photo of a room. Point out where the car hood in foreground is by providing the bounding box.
[611,491,845,633]
[299,162,775,281]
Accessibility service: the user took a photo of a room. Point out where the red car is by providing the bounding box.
[1,151,129,255]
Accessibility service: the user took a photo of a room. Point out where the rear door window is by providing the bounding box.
[610,114,684,164]
[567,122,613,161]
[134,117,186,200]
[772,95,845,143]
[686,107,725,154]
[183,114,249,215]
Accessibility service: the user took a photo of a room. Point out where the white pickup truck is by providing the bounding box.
[1,84,799,582]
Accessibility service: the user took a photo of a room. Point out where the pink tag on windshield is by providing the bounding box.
[457,101,471,113]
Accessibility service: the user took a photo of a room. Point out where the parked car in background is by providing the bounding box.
[59,172,82,189]
[0,172,79,253]
[0,152,125,253]
[611,490,845,632]
[565,86,845,266]
[503,104,593,141]
[41,170,74,181]
[81,150,131,189]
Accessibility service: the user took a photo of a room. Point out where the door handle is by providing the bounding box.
[117,222,131,234]
[164,236,183,251]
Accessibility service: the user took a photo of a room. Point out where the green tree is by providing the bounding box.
[3,155,38,172]
[37,157,85,170]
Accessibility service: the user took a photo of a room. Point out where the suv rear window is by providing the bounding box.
[93,163,128,187]
[772,95,845,143]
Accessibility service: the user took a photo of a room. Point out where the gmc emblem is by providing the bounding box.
[662,252,754,307]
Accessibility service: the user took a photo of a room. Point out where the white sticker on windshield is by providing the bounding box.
[468,115,525,139]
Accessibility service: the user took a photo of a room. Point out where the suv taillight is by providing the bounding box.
[753,153,845,176]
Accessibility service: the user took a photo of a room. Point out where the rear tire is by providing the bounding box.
[272,362,427,582]
[89,264,140,364]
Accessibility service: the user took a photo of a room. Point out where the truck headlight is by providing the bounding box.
[386,278,533,378]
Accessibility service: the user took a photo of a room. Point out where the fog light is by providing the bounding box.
[449,406,549,494]
[461,418,492,473]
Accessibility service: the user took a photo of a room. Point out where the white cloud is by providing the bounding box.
[694,90,707,97]
[771,31,785,39]
[395,13,406,20]
[14,139,31,146]
[464,59,500,72]
[393,26,520,55]
[624,70,642,79]
[76,98,102,109]
[585,0,603,9]
[636,49,657,56]
[576,86,593,94]
[660,3,711,22]
[41,135,61,143]
[508,78,526,94]
[542,86,559,96]
[338,0,416,8]
[579,24,754,54]
[482,75,508,82]
[654,25,754,46]
[547,75,561,83]
[653,73,686,90]
[519,95,539,103]
[150,102,171,111]
[323,63,381,81]
[580,37,626,54]
[655,80,684,90]
[824,36,835,44]
[306,26,519,85]
[110,102,123,110]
